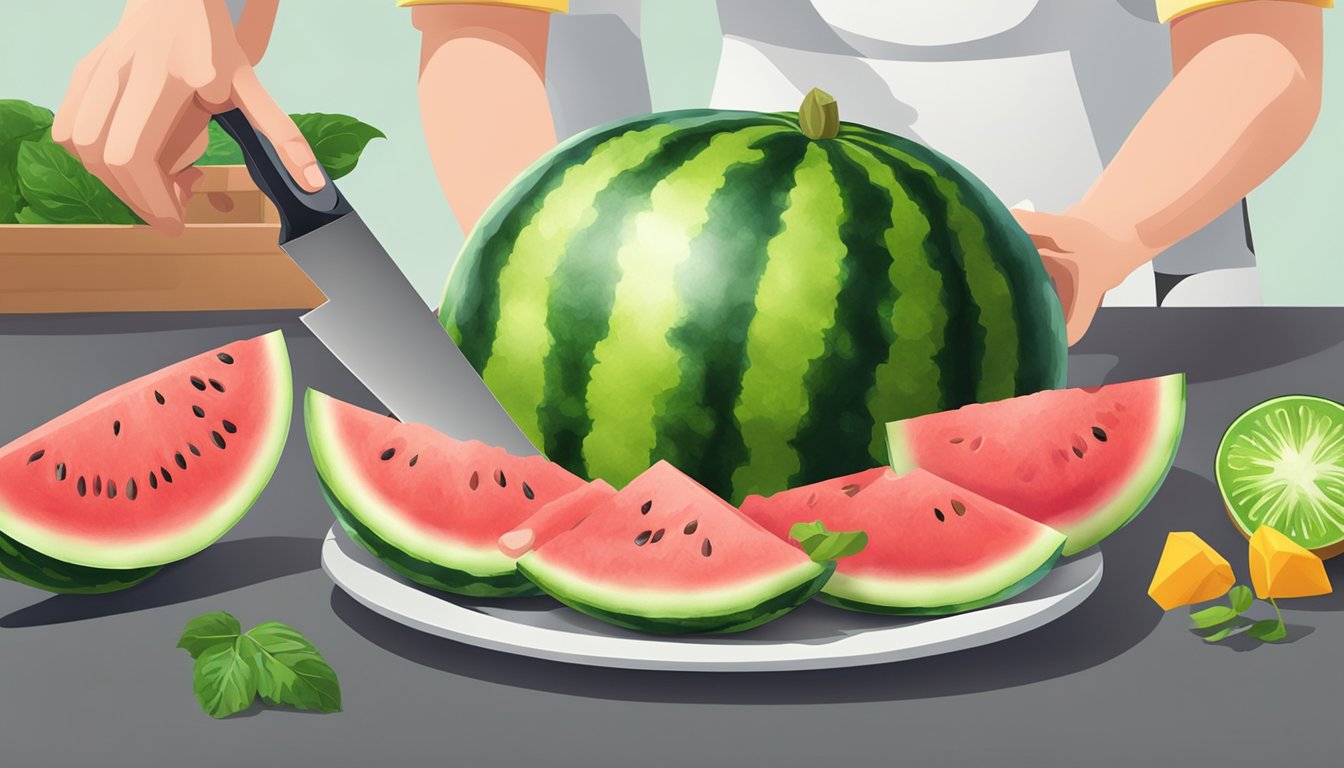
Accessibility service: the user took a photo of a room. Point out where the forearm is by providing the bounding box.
[1073,2,1323,254]
[414,6,557,236]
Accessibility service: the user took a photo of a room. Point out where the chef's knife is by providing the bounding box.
[212,109,539,457]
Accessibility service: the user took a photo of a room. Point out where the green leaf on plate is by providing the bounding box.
[178,611,243,659]
[1246,618,1287,643]
[292,113,384,180]
[193,638,257,719]
[0,99,54,223]
[16,140,141,224]
[1189,605,1239,629]
[195,122,244,166]
[1202,627,1234,643]
[244,622,342,713]
[789,521,868,563]
[1228,585,1253,614]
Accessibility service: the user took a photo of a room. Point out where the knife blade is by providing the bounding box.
[212,109,539,457]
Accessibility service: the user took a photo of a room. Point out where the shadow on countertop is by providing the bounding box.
[1,536,323,628]
[0,311,308,337]
[330,468,1215,704]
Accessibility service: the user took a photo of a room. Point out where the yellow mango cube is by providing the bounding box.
[1249,525,1332,600]
[1148,532,1236,611]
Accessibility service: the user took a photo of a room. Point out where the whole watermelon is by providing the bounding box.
[440,89,1067,503]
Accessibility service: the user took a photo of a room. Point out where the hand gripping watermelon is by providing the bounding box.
[305,390,586,597]
[518,461,836,634]
[743,469,1066,615]
[440,88,1068,504]
[886,374,1186,555]
[0,332,292,593]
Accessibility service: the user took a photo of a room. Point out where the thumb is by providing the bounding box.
[229,65,325,192]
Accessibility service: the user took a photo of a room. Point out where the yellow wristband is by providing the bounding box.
[1157,0,1332,24]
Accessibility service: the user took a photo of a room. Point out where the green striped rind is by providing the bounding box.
[517,556,832,634]
[305,390,537,597]
[320,476,538,598]
[0,530,160,594]
[441,108,1068,503]
[817,534,1064,616]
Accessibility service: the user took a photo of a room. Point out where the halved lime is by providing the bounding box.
[1216,394,1344,559]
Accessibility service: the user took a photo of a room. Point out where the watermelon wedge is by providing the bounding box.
[498,480,616,558]
[744,469,1066,615]
[518,461,834,634]
[886,374,1186,555]
[306,390,586,597]
[0,331,292,591]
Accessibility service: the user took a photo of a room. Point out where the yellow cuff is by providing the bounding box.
[398,0,567,11]
[1158,0,1332,23]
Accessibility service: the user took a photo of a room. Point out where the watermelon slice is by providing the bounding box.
[498,480,616,558]
[739,467,886,527]
[517,461,834,634]
[744,469,1066,615]
[305,390,586,597]
[886,374,1186,555]
[0,331,292,591]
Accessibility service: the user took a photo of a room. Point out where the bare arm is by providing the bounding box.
[413,5,557,236]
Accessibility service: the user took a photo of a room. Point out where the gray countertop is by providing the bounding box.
[1,308,1342,767]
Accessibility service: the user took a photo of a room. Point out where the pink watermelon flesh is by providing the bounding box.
[739,467,886,527]
[886,374,1185,556]
[743,468,1066,614]
[307,390,585,589]
[518,461,830,634]
[498,480,616,557]
[0,332,292,569]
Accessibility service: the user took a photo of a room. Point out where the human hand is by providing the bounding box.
[51,0,319,234]
[1012,209,1158,346]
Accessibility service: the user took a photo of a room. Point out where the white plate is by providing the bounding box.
[322,526,1103,672]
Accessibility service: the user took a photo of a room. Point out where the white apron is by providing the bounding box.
[545,0,652,141]
[709,0,1262,307]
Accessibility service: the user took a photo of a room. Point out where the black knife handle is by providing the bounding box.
[211,109,352,244]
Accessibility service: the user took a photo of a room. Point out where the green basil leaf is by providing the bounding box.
[789,521,868,563]
[245,622,342,713]
[16,141,141,224]
[192,638,257,719]
[1189,605,1239,629]
[1202,627,1234,643]
[13,205,50,224]
[1246,619,1288,643]
[0,100,54,223]
[195,122,244,166]
[178,611,242,659]
[1228,585,1253,614]
[292,113,384,180]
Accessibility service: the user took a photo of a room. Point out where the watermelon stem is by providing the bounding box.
[798,88,840,141]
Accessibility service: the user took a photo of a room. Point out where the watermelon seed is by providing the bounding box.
[495,469,507,488]
[160,467,173,484]
[934,508,946,522]
[107,480,117,499]
[807,493,818,507]
[1072,446,1085,459]
[192,405,205,418]
[222,420,237,434]
[950,437,964,444]
[26,450,44,464]
[113,420,121,436]
[154,390,165,405]
[841,484,860,497]
[77,477,86,497]
[634,530,652,546]
[470,471,480,490]
[211,431,227,450]
[189,443,201,457]
[55,463,66,481]
[380,448,396,461]
[148,472,158,490]
[190,376,206,391]
[969,436,983,452]
[93,476,102,497]
[126,478,137,501]
[684,520,698,535]
[651,528,665,543]
[702,538,713,557]
[640,500,652,515]
[217,352,234,365]
[409,454,419,467]
[175,452,187,470]
[1092,426,1108,442]
[523,482,534,500]
[951,500,966,516]
[209,378,225,393]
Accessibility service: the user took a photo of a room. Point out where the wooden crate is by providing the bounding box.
[0,166,325,313]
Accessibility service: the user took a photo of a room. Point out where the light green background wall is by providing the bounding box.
[0,2,1338,305]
